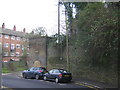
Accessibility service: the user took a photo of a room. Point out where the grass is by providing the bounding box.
[2,61,28,73]
[2,68,11,73]
[2,67,27,73]
[16,67,27,71]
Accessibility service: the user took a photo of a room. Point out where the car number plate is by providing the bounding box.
[64,75,69,77]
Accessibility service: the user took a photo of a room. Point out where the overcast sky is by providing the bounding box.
[0,0,60,36]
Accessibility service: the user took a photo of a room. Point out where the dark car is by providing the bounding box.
[22,67,47,80]
[43,69,72,83]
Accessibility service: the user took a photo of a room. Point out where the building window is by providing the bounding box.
[4,35,9,39]
[0,34,2,38]
[11,36,15,40]
[4,43,9,48]
[16,52,20,56]
[4,52,8,56]
[11,44,15,50]
[16,37,21,40]
[11,52,14,56]
[16,44,21,49]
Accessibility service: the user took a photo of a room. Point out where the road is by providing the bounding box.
[2,73,90,89]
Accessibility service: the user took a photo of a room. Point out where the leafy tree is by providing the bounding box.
[72,2,118,68]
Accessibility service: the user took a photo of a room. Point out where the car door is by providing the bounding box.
[52,70,60,79]
[47,70,54,79]
[34,67,39,75]
[27,67,36,78]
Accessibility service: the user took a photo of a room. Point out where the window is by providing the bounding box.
[4,35,9,39]
[49,70,54,74]
[4,43,9,48]
[16,52,20,56]
[11,44,15,50]
[4,52,8,56]
[11,36,15,40]
[29,67,36,71]
[16,37,21,40]
[16,44,20,49]
[0,34,2,38]
[11,52,14,56]
[59,70,67,73]
[53,70,60,74]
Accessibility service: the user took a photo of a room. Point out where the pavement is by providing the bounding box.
[72,78,118,89]
[2,72,118,90]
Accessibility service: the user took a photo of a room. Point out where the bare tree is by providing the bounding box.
[32,27,46,36]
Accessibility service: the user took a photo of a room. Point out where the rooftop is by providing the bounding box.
[0,27,29,38]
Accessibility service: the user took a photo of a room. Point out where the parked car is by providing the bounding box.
[43,69,72,83]
[22,67,48,80]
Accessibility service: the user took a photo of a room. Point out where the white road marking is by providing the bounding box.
[58,83,67,85]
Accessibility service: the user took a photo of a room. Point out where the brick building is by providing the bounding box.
[0,23,29,62]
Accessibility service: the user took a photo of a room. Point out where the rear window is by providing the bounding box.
[39,67,47,71]
[59,70,68,73]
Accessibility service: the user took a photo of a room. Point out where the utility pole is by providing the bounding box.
[58,0,60,44]
[58,0,61,61]
[45,35,48,69]
[65,10,70,72]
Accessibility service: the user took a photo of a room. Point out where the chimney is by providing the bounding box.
[13,25,16,31]
[2,23,5,29]
[23,28,26,33]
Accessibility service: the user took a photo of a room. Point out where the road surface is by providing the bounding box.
[2,73,92,89]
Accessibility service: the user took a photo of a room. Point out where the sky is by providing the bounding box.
[0,0,61,36]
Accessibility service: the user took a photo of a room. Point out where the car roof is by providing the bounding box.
[50,69,66,71]
[30,67,46,69]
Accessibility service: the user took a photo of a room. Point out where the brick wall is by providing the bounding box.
[1,33,27,62]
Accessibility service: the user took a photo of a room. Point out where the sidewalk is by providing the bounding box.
[72,78,118,89]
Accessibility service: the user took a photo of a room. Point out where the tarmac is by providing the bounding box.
[1,71,119,90]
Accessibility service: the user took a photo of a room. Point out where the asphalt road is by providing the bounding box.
[2,73,89,89]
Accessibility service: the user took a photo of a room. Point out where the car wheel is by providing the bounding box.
[55,78,59,83]
[44,76,47,81]
[23,74,27,79]
[35,74,39,80]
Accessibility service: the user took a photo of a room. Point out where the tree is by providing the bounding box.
[72,2,118,68]
[32,27,46,36]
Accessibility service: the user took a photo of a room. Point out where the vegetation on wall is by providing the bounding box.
[47,2,119,86]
